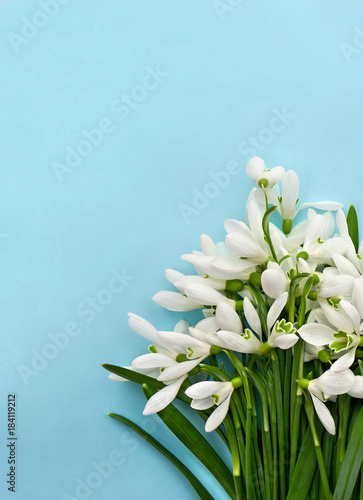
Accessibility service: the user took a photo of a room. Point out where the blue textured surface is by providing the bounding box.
[1,1,363,499]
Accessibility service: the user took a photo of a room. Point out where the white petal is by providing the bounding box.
[132,353,177,369]
[246,157,265,181]
[165,269,185,287]
[298,323,335,346]
[190,396,215,410]
[348,376,363,398]
[281,170,299,220]
[353,278,363,318]
[332,254,360,278]
[128,313,158,343]
[216,302,243,333]
[340,300,360,333]
[318,275,354,298]
[336,208,349,240]
[157,331,208,348]
[185,381,231,399]
[209,256,254,279]
[246,199,267,250]
[320,302,352,332]
[312,369,355,395]
[261,268,289,299]
[216,330,261,353]
[199,234,216,256]
[304,214,326,248]
[143,377,187,415]
[205,393,232,432]
[224,219,249,234]
[310,393,336,435]
[267,166,285,185]
[158,357,206,381]
[298,201,343,213]
[226,231,262,259]
[267,292,288,332]
[195,317,219,333]
[273,333,299,349]
[152,291,201,311]
[173,319,190,334]
[330,348,356,373]
[243,297,262,339]
[184,283,234,307]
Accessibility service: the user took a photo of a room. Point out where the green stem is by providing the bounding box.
[271,350,286,498]
[224,413,243,500]
[304,394,333,500]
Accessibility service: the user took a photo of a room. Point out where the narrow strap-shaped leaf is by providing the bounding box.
[143,383,236,499]
[102,364,164,388]
[102,363,191,404]
[286,425,322,500]
[347,205,359,253]
[108,413,214,500]
[333,407,363,500]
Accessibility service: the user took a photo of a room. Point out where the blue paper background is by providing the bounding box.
[1,1,363,499]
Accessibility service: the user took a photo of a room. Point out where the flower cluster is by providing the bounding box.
[108,157,363,498]
[109,157,363,439]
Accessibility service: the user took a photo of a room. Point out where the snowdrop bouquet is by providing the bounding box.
[103,157,363,500]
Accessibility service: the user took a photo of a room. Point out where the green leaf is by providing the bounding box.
[102,364,164,388]
[108,413,214,500]
[333,407,363,500]
[102,364,192,404]
[346,205,359,253]
[286,425,322,500]
[142,383,235,499]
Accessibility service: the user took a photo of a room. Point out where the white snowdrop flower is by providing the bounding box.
[298,300,362,372]
[261,292,299,351]
[225,213,270,264]
[246,157,285,189]
[185,378,243,432]
[300,211,347,265]
[155,328,221,383]
[261,262,290,299]
[152,291,201,311]
[298,369,355,434]
[213,296,263,354]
